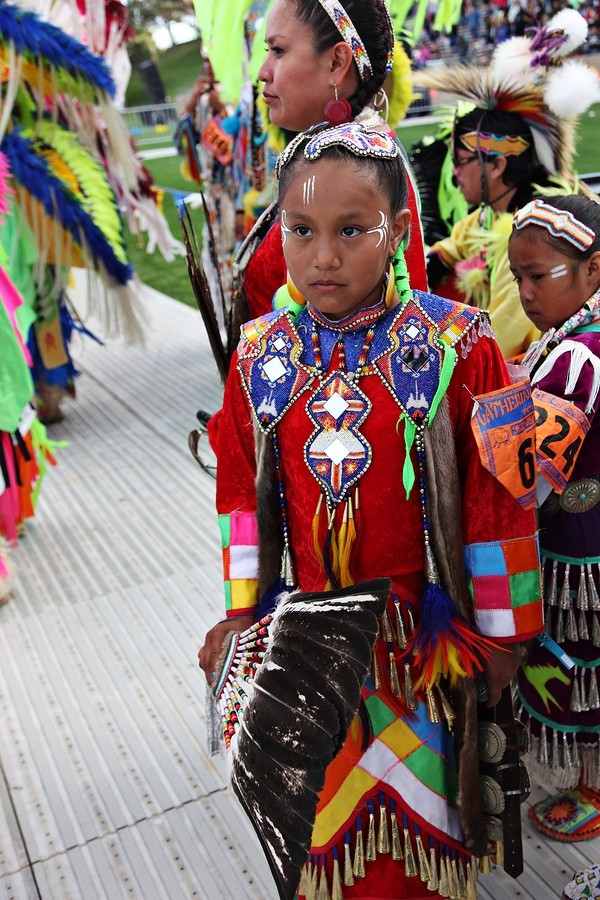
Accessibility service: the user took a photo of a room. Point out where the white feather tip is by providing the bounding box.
[492,37,533,84]
[547,9,589,56]
[545,61,600,118]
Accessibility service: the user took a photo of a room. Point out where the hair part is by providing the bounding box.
[509,194,600,260]
[278,141,408,215]
[289,0,393,116]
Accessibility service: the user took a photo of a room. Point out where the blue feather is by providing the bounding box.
[3,130,133,285]
[0,2,115,98]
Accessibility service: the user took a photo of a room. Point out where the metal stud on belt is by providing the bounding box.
[560,478,600,513]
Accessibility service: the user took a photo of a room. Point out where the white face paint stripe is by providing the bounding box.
[302,175,316,206]
[280,209,292,247]
[365,211,389,249]
[550,264,568,279]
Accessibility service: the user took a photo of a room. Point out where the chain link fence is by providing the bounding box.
[120,103,179,146]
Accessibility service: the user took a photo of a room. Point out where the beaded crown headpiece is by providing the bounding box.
[275,121,398,178]
[316,0,395,79]
[512,199,595,252]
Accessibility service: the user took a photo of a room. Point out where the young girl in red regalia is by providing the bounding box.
[200,122,543,898]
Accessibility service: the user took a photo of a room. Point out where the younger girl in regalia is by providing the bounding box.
[509,195,600,843]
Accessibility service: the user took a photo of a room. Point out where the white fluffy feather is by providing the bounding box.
[547,8,589,56]
[545,61,600,118]
[492,37,533,85]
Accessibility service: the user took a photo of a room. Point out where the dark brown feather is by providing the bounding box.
[180,204,228,383]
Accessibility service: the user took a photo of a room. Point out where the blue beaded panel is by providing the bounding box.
[238,310,312,432]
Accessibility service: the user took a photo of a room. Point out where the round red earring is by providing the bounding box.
[324,84,352,126]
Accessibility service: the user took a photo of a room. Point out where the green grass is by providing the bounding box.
[129,104,600,304]
[143,155,194,193]
[397,119,442,151]
[573,108,600,175]
[126,39,203,107]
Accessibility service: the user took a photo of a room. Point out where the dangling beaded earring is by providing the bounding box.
[324,83,352,126]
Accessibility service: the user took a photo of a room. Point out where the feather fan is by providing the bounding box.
[0,2,115,97]
[210,578,391,900]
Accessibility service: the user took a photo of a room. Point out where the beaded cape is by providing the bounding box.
[237,291,490,510]
[238,290,488,434]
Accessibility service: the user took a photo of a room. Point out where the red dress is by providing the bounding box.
[215,290,543,898]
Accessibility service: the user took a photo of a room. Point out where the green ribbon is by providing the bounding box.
[400,414,416,499]
[429,342,456,425]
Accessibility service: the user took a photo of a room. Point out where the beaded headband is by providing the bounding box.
[512,199,595,252]
[381,2,395,73]
[276,122,398,178]
[458,130,530,158]
[317,0,373,80]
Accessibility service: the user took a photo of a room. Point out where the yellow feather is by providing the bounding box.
[40,149,82,196]
[388,43,414,128]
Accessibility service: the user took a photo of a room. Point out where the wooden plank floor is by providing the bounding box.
[1,272,598,899]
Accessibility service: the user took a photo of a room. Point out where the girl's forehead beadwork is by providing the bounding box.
[277,123,398,178]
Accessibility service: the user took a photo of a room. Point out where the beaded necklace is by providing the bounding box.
[307,296,387,333]
[310,319,378,383]
[299,301,388,590]
[306,294,388,384]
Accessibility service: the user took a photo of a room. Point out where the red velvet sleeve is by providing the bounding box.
[447,335,543,642]
[215,352,260,617]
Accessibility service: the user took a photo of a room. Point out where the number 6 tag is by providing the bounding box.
[471,380,538,509]
[532,389,589,494]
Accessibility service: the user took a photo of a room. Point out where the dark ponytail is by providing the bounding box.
[291,0,394,116]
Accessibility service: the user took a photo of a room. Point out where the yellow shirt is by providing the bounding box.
[429,208,540,359]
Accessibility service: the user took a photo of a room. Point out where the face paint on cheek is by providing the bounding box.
[281,209,292,247]
[302,175,316,206]
[365,211,389,249]
[550,264,568,279]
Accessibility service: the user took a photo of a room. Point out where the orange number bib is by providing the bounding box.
[471,380,537,510]
[532,388,589,493]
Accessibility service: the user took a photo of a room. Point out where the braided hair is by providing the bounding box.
[291,0,394,117]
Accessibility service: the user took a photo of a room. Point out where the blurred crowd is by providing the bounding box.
[413,0,600,66]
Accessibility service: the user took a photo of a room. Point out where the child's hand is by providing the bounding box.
[481,642,522,707]
[198,615,255,686]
